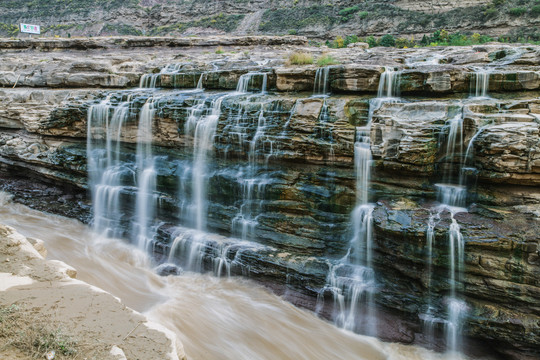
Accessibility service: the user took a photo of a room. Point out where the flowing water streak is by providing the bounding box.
[377,67,401,99]
[167,227,263,277]
[87,95,134,238]
[427,106,469,355]
[471,69,490,99]
[186,95,227,230]
[232,105,271,240]
[139,73,161,88]
[196,72,206,89]
[422,211,441,342]
[445,205,467,356]
[236,72,268,94]
[313,66,331,95]
[319,67,403,335]
[134,98,158,250]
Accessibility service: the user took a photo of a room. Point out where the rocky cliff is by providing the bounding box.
[0,37,539,359]
[1,0,539,39]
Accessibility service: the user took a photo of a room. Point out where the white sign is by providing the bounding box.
[20,23,40,35]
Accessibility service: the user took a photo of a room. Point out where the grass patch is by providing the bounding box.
[317,55,339,66]
[288,52,314,65]
[0,304,108,359]
[508,7,527,15]
[0,305,77,359]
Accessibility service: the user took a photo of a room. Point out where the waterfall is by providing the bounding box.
[132,99,159,250]
[87,95,134,238]
[316,69,408,335]
[471,69,490,99]
[167,228,263,277]
[196,72,206,89]
[139,73,160,88]
[231,105,271,240]
[313,66,331,95]
[421,211,441,343]
[186,95,226,231]
[236,72,268,93]
[446,210,467,355]
[377,67,401,99]
[423,106,470,355]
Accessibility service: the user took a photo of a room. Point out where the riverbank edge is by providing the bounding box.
[0,222,186,360]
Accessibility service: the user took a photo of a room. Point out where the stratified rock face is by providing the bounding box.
[0,38,539,359]
[371,198,540,356]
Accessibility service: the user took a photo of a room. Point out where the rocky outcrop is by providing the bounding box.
[371,199,540,359]
[0,223,186,360]
[0,36,308,51]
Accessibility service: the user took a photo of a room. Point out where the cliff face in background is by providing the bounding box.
[0,0,539,39]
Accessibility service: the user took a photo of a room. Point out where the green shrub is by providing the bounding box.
[333,35,345,48]
[531,5,540,16]
[288,29,298,35]
[484,6,497,19]
[358,11,368,19]
[317,55,339,66]
[508,7,527,16]
[395,37,414,48]
[288,52,314,65]
[366,35,377,48]
[338,5,360,17]
[379,34,396,47]
[344,34,359,46]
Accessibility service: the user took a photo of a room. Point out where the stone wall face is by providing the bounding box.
[0,38,539,359]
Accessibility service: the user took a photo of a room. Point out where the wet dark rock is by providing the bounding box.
[155,263,183,276]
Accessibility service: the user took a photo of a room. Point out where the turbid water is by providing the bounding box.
[0,192,470,360]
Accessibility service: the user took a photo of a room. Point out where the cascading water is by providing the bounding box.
[87,95,134,238]
[313,66,331,95]
[196,72,206,89]
[236,72,268,94]
[139,73,161,88]
[423,107,470,356]
[133,98,158,250]
[377,67,401,99]
[318,125,376,334]
[470,69,491,99]
[231,105,272,241]
[185,95,227,231]
[317,67,403,335]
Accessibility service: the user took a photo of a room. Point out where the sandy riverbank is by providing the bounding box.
[0,223,186,360]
